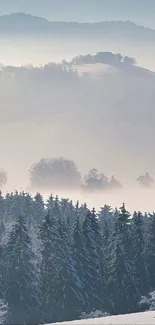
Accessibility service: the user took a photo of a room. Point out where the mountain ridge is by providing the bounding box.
[0,13,155,38]
[1,12,155,29]
[0,0,155,28]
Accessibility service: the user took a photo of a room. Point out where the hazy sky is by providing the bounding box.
[0,0,155,28]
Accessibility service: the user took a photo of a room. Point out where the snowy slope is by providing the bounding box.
[50,311,155,324]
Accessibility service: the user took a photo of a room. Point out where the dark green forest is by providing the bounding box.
[0,191,154,324]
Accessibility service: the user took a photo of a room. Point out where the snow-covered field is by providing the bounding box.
[50,311,155,324]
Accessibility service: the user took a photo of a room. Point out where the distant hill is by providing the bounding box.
[0,13,155,41]
[0,0,155,28]
[70,52,155,80]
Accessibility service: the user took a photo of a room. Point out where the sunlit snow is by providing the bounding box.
[49,311,155,324]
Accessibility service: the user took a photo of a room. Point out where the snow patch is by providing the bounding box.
[49,311,155,324]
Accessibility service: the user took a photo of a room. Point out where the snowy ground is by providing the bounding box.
[50,311,155,324]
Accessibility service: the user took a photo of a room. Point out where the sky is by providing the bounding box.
[0,0,155,28]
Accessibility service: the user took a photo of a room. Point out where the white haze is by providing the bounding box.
[2,111,155,213]
[0,10,155,213]
[0,36,155,71]
[28,189,155,215]
[1,58,155,213]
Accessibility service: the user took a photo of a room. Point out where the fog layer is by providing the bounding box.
[0,9,154,211]
[0,58,155,213]
[0,36,155,71]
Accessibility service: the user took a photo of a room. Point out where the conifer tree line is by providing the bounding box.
[0,190,154,324]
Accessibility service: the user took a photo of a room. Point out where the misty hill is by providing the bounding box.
[1,53,155,185]
[0,13,155,42]
[70,52,155,80]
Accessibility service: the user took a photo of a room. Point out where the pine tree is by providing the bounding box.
[21,192,34,231]
[98,205,112,233]
[108,204,139,314]
[0,243,5,300]
[39,212,57,323]
[52,195,61,218]
[0,191,4,221]
[52,218,84,322]
[98,208,111,303]
[34,193,44,225]
[146,213,155,291]
[90,208,105,306]
[40,210,84,322]
[79,202,88,225]
[82,210,104,312]
[72,215,88,313]
[0,221,6,244]
[5,216,41,325]
[132,211,149,296]
[5,191,23,221]
[46,194,54,213]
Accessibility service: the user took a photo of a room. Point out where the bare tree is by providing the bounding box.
[29,157,81,190]
[0,169,7,190]
[110,175,122,189]
[83,168,109,191]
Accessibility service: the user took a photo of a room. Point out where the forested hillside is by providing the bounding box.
[0,191,154,324]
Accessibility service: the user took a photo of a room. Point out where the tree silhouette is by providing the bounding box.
[84,168,108,191]
[137,173,154,188]
[30,157,81,190]
[110,176,122,189]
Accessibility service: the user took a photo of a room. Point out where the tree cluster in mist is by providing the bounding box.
[0,192,154,323]
[0,53,154,123]
[1,53,154,118]
[0,158,154,191]
[29,159,155,191]
[29,157,122,191]
[71,51,136,68]
[137,173,154,188]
